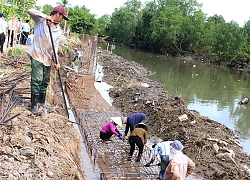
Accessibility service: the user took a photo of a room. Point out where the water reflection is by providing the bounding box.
[99,43,250,154]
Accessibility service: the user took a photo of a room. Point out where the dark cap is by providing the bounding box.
[170,140,183,151]
[0,13,4,18]
[53,6,68,20]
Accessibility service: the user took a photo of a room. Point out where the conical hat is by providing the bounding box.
[111,117,123,127]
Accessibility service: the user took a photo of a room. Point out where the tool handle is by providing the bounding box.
[47,23,69,118]
[47,24,58,64]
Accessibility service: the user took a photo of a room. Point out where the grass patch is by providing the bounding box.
[7,49,27,56]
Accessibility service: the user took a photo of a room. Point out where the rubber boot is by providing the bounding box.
[31,94,40,115]
[136,154,142,162]
[39,92,53,113]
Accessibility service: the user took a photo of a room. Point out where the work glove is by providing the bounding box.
[119,135,123,140]
[145,163,150,167]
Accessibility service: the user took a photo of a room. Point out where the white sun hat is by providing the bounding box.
[111,117,123,127]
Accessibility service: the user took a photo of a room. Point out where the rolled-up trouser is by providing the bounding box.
[159,155,170,180]
[30,56,51,94]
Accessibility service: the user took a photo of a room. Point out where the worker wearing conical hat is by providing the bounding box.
[100,117,123,142]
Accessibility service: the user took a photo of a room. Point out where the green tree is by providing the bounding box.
[243,20,250,44]
[67,6,98,35]
[176,0,202,16]
[150,5,184,54]
[200,20,216,57]
[108,0,142,44]
[56,0,71,7]
[207,14,226,25]
[1,0,36,20]
[134,1,157,50]
[182,10,206,54]
[97,14,111,36]
[42,4,53,15]
[213,22,247,63]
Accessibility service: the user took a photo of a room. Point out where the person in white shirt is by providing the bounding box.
[73,48,83,66]
[164,140,195,180]
[27,6,68,115]
[21,20,30,45]
[7,15,20,47]
[0,13,7,59]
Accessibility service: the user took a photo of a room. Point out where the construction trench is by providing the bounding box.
[78,110,159,180]
[65,37,162,180]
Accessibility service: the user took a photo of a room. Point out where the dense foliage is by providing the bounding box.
[106,0,250,67]
[1,0,250,65]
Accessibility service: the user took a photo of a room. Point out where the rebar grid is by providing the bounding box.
[77,110,160,179]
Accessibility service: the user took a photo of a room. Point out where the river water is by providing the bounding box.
[100,43,250,155]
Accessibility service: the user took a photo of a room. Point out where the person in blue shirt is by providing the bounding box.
[123,112,147,140]
[145,140,174,180]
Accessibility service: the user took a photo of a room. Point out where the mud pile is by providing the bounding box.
[98,50,250,179]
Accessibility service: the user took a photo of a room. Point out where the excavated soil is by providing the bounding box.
[0,72,84,180]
